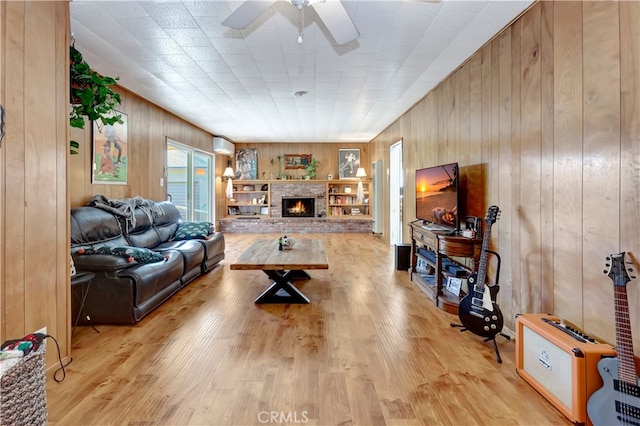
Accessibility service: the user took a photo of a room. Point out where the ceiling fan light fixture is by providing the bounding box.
[223,0,359,45]
[296,1,305,44]
[290,0,323,8]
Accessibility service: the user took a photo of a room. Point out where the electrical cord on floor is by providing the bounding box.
[44,334,72,383]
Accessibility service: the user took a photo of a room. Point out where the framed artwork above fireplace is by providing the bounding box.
[284,154,311,169]
[338,149,360,179]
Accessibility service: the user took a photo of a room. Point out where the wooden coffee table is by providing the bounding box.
[230,239,329,304]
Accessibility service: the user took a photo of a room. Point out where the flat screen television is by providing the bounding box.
[415,162,459,232]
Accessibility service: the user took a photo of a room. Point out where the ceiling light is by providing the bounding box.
[296,1,305,44]
[293,90,308,97]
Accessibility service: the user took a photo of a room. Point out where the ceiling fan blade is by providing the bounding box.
[222,1,276,29]
[312,0,360,45]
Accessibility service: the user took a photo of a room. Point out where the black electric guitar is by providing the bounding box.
[458,205,503,339]
[587,252,640,426]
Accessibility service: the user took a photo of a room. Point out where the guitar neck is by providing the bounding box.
[476,227,492,288]
[614,284,638,384]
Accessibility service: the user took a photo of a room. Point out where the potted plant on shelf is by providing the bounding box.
[305,158,320,179]
[277,155,286,179]
[69,44,122,154]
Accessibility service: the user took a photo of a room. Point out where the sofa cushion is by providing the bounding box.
[74,246,167,264]
[152,202,182,243]
[70,206,128,247]
[172,221,213,241]
[125,208,161,248]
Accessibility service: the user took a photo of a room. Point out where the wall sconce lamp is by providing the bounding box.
[223,161,235,199]
[356,168,366,203]
[223,161,235,180]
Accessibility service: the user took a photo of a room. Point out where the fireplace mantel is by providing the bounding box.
[223,179,372,233]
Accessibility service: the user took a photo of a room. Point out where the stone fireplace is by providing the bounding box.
[282,197,315,218]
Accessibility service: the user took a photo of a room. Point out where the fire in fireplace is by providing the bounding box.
[282,197,315,218]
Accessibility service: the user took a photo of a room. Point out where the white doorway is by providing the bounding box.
[371,160,383,234]
[390,140,403,245]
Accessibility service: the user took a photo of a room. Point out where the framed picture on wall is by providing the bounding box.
[92,111,128,184]
[338,148,360,179]
[235,148,258,179]
[284,154,311,169]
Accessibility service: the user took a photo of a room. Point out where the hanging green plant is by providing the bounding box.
[69,44,122,154]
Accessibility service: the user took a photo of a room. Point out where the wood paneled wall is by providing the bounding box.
[1,1,70,366]
[69,87,222,209]
[232,142,369,182]
[370,1,640,351]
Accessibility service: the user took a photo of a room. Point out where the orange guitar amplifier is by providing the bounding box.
[515,313,616,425]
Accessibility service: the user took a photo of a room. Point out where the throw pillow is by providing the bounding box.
[74,246,167,264]
[171,221,212,241]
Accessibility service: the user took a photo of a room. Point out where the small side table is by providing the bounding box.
[71,271,99,335]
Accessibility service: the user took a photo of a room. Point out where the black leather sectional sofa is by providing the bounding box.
[70,200,224,324]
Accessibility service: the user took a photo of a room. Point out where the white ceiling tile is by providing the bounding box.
[159,54,199,69]
[138,37,186,55]
[183,1,231,17]
[141,2,199,29]
[116,16,169,40]
[165,28,212,47]
[71,0,532,143]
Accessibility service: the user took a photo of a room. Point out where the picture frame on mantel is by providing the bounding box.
[338,148,360,179]
[92,110,128,184]
[284,154,311,169]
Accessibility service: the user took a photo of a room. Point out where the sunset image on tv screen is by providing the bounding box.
[415,163,457,227]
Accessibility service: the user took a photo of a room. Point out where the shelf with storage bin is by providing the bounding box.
[327,181,370,217]
[226,180,270,217]
[410,223,482,314]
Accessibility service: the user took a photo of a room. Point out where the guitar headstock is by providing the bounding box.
[485,205,500,226]
[604,252,636,287]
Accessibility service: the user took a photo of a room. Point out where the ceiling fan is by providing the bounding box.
[222,0,360,45]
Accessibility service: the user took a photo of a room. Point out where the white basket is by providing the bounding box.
[0,341,47,425]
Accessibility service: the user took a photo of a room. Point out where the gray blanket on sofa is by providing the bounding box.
[87,195,165,232]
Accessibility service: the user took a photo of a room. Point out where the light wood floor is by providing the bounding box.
[47,233,569,425]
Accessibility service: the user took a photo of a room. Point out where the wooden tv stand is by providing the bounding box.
[409,222,482,314]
